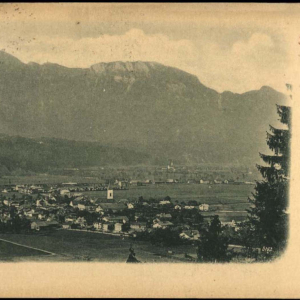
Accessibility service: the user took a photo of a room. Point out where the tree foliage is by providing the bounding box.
[149,228,182,246]
[246,104,291,256]
[197,215,229,262]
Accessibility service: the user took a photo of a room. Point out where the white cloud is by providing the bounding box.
[0,29,291,93]
[232,33,274,55]
[191,32,290,93]
[2,28,197,69]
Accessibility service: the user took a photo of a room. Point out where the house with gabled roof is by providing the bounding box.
[179,230,200,241]
[130,222,147,232]
[152,221,174,229]
[102,215,129,224]
[96,203,126,213]
[31,220,60,231]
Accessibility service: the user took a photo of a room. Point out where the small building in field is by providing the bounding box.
[75,217,87,228]
[166,179,175,184]
[62,222,72,229]
[103,223,114,232]
[65,215,77,223]
[38,213,46,220]
[153,221,174,229]
[200,179,210,184]
[93,222,102,230]
[199,204,209,211]
[127,203,134,209]
[31,220,60,231]
[3,200,12,206]
[159,200,171,205]
[129,180,140,186]
[114,222,123,232]
[179,230,200,241]
[60,189,71,197]
[184,205,195,210]
[118,181,129,189]
[130,222,147,232]
[77,203,86,211]
[36,199,48,207]
[213,180,222,184]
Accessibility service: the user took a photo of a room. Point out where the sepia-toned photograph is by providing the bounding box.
[0,2,299,298]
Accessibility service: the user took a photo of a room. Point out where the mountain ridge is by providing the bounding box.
[0,51,288,169]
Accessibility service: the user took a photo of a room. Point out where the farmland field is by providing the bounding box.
[0,174,99,185]
[82,183,254,208]
[0,230,197,263]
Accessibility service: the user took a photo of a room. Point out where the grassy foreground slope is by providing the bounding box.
[0,230,196,263]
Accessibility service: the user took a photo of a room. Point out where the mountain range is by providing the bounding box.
[0,51,287,173]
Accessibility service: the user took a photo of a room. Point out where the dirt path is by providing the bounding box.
[0,237,57,256]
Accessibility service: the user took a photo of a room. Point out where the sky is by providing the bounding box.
[0,3,299,93]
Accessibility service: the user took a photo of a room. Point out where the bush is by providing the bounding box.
[149,228,182,246]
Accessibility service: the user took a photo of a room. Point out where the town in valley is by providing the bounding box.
[0,162,258,262]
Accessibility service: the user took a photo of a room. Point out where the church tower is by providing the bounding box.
[107,186,114,200]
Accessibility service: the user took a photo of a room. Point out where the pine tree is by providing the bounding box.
[197,215,229,262]
[247,104,291,257]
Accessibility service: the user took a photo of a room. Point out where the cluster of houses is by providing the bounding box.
[1,182,128,196]
[0,182,244,242]
[128,179,255,186]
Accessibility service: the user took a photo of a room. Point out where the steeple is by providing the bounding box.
[107,184,113,200]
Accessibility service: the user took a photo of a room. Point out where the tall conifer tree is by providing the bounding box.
[247,103,291,256]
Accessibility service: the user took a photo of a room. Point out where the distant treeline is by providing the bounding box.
[0,134,151,175]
